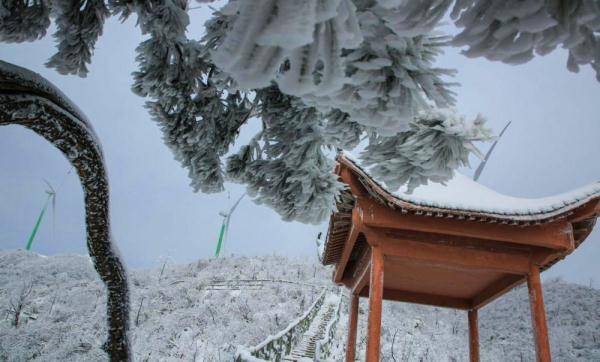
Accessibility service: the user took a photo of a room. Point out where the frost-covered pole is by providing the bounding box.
[0,61,131,361]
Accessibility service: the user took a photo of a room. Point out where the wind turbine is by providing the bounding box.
[25,167,73,251]
[214,193,246,257]
[473,121,512,182]
[25,180,56,251]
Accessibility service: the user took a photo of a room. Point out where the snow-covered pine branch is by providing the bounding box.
[360,110,492,192]
[303,8,457,134]
[119,0,253,193]
[211,0,363,94]
[226,87,342,224]
[365,0,454,38]
[451,0,600,81]
[45,0,109,77]
[322,109,364,151]
[0,0,51,42]
[358,0,600,80]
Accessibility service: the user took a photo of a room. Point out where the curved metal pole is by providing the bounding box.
[0,61,130,361]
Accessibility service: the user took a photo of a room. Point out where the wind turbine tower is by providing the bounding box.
[215,193,245,257]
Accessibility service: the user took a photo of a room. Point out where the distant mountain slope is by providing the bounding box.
[1,250,598,361]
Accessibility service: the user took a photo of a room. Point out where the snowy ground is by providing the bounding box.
[1,250,599,361]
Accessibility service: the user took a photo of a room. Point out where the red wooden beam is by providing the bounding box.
[527,265,552,362]
[360,288,472,310]
[351,249,371,296]
[473,274,525,309]
[357,197,573,251]
[346,294,359,362]
[371,229,532,275]
[334,207,363,283]
[569,199,600,223]
[469,309,479,362]
[366,245,384,362]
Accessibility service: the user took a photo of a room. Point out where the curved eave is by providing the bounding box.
[322,156,600,266]
[322,188,355,265]
[339,154,600,224]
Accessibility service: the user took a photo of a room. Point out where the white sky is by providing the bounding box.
[1,5,599,286]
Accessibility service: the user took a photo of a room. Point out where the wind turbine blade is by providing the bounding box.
[51,193,56,245]
[473,121,511,182]
[229,193,246,214]
[497,120,512,139]
[43,179,56,195]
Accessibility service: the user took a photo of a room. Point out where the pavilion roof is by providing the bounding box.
[322,153,600,266]
[340,152,600,222]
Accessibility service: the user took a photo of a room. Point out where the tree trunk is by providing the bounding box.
[0,60,131,361]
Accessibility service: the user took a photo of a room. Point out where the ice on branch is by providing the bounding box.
[211,0,362,95]
[123,0,253,193]
[304,10,456,134]
[372,0,454,37]
[322,110,364,150]
[226,87,342,224]
[451,0,600,80]
[0,0,50,42]
[45,0,109,77]
[3,0,525,224]
[360,109,491,192]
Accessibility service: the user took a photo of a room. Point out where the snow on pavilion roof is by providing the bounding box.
[340,152,600,222]
[322,153,599,266]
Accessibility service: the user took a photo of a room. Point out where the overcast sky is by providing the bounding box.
[1,5,599,285]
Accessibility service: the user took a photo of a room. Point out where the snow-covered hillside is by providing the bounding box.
[0,250,330,361]
[343,279,600,361]
[1,250,599,361]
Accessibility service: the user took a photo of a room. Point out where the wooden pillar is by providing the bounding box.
[366,246,384,362]
[527,264,552,362]
[346,294,359,362]
[468,309,479,362]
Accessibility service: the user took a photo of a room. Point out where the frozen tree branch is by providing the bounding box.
[8,281,33,327]
[45,0,109,77]
[360,109,491,192]
[3,0,595,224]
[0,0,51,42]
[226,87,343,224]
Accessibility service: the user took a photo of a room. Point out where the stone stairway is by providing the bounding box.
[283,296,338,361]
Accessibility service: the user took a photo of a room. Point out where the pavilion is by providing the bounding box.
[322,153,600,362]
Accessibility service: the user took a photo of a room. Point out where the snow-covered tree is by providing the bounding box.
[3,0,597,226]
